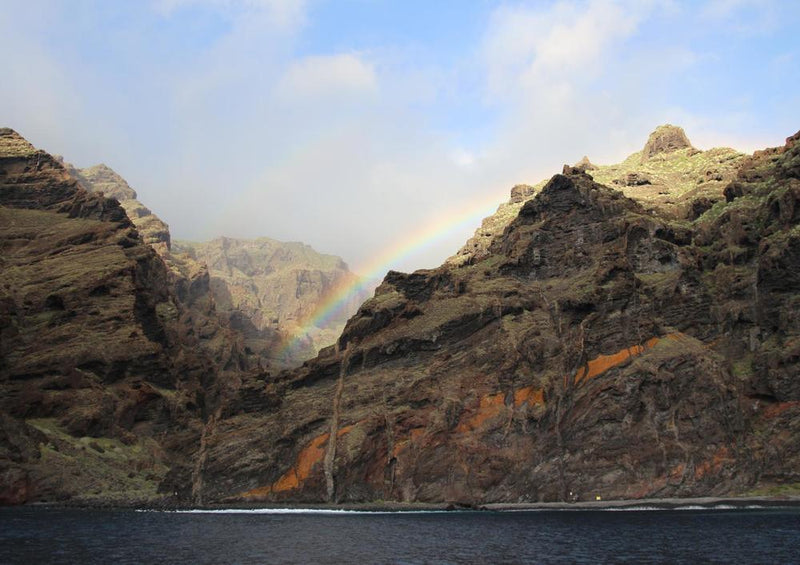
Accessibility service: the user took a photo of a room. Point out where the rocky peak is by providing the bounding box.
[509,184,536,204]
[63,162,170,250]
[76,163,137,201]
[572,155,597,171]
[520,172,594,218]
[0,128,37,156]
[641,124,694,161]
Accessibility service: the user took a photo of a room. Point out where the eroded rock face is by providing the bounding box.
[451,124,744,266]
[0,129,249,506]
[4,126,800,507]
[65,162,171,252]
[174,237,371,368]
[202,129,800,505]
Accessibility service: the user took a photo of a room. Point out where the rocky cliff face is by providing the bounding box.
[0,129,249,505]
[451,125,744,266]
[64,159,365,369]
[175,238,370,369]
[198,127,800,505]
[4,125,799,507]
[63,161,171,252]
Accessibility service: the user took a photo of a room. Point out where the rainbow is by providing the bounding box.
[279,187,511,358]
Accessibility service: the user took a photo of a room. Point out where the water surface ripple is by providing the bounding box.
[2,506,799,564]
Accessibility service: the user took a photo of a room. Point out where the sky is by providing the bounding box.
[2,0,799,278]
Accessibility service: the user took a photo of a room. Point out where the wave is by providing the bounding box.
[136,508,451,515]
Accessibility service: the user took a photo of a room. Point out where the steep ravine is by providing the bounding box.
[174,237,370,368]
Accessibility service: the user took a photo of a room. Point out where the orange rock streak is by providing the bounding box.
[514,386,544,407]
[241,335,685,498]
[570,336,661,386]
[240,424,355,499]
[458,335,681,434]
[456,393,505,433]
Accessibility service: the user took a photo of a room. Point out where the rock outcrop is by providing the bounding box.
[451,125,744,266]
[0,129,250,505]
[198,128,800,505]
[641,124,695,161]
[64,161,171,251]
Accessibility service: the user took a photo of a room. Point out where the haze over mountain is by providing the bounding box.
[173,237,372,367]
[61,159,369,367]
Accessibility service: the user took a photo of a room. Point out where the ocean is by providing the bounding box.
[2,505,799,564]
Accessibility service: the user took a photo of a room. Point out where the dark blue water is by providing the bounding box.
[2,506,800,564]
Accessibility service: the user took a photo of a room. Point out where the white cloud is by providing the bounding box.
[482,0,643,99]
[472,1,662,182]
[3,0,796,278]
[275,54,378,100]
[450,149,476,168]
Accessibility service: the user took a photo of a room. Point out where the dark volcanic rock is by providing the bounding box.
[510,184,536,204]
[5,126,800,508]
[0,129,251,506]
[199,129,800,506]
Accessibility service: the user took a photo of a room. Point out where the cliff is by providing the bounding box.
[0,128,250,505]
[199,126,800,505]
[3,125,800,507]
[174,237,370,369]
[62,160,366,368]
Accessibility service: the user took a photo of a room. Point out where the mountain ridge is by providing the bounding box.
[0,127,249,505]
[199,126,800,505]
[60,158,367,368]
[3,125,800,506]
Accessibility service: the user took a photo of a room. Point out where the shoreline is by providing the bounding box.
[17,495,800,512]
[480,495,800,511]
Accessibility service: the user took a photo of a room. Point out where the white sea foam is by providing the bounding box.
[136,508,449,515]
[606,504,769,512]
[605,506,664,511]
[136,504,777,514]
